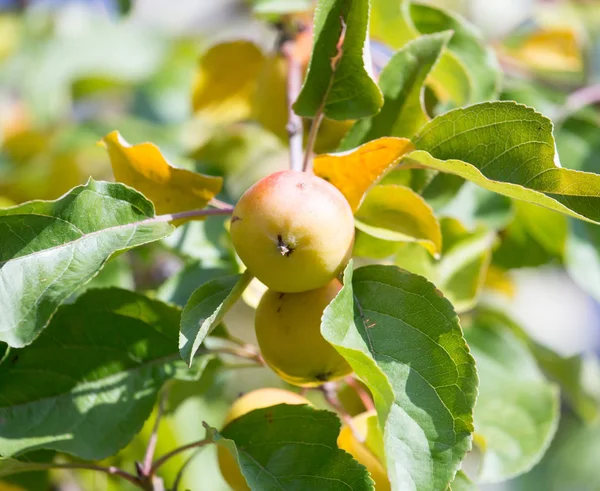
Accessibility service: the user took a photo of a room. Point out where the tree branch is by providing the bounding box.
[141,386,170,476]
[283,42,305,172]
[345,376,375,412]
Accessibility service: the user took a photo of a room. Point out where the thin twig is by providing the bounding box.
[150,439,212,476]
[211,346,265,366]
[282,42,305,172]
[153,207,233,223]
[302,113,324,173]
[345,376,375,412]
[557,83,600,121]
[208,198,234,210]
[141,386,170,476]
[9,462,142,488]
[320,382,364,443]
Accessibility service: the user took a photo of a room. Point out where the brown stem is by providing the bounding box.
[282,42,305,172]
[141,386,170,476]
[345,376,375,412]
[150,439,212,477]
[320,382,364,443]
[211,346,265,366]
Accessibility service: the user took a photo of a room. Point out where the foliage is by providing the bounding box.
[1,0,600,490]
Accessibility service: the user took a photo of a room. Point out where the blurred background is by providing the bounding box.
[1,0,600,489]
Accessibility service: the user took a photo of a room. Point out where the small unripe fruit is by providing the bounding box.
[255,279,352,386]
[338,410,390,491]
[217,388,310,491]
[230,170,354,292]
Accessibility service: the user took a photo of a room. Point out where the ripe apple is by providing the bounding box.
[217,388,310,491]
[230,170,354,292]
[338,410,390,490]
[255,279,352,386]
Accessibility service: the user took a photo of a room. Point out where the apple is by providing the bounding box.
[338,410,390,491]
[255,279,352,386]
[230,170,354,292]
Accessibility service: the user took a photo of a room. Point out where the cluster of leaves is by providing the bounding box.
[2,0,600,490]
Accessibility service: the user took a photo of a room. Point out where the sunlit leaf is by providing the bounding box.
[207,404,375,490]
[394,218,494,313]
[371,0,501,104]
[466,311,560,482]
[192,41,265,122]
[322,264,477,491]
[180,272,253,366]
[101,131,222,221]
[341,32,451,150]
[0,289,207,460]
[355,184,442,256]
[293,0,383,120]
[408,102,600,225]
[0,180,173,348]
[313,137,414,211]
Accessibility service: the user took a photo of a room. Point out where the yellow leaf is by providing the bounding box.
[355,184,442,256]
[313,137,415,212]
[251,53,288,141]
[192,41,265,122]
[509,27,583,73]
[101,131,222,221]
[484,264,515,298]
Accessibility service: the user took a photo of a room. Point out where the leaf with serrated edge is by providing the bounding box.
[322,263,477,490]
[466,312,560,482]
[0,289,207,460]
[408,101,600,225]
[101,131,222,221]
[341,32,451,149]
[179,271,253,366]
[0,179,173,348]
[293,0,383,120]
[448,470,477,491]
[206,404,375,490]
[314,137,414,212]
[355,184,442,256]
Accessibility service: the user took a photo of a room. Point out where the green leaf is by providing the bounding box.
[0,179,173,348]
[493,201,566,269]
[340,32,451,149]
[179,271,253,366]
[354,184,442,256]
[206,404,374,490]
[566,219,600,304]
[476,307,600,424]
[371,0,500,105]
[407,102,600,225]
[448,470,477,491]
[394,218,494,313]
[0,288,204,460]
[466,312,560,482]
[322,264,477,490]
[293,0,383,120]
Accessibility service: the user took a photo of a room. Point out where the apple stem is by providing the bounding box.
[320,382,365,443]
[345,376,375,412]
[303,112,323,173]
